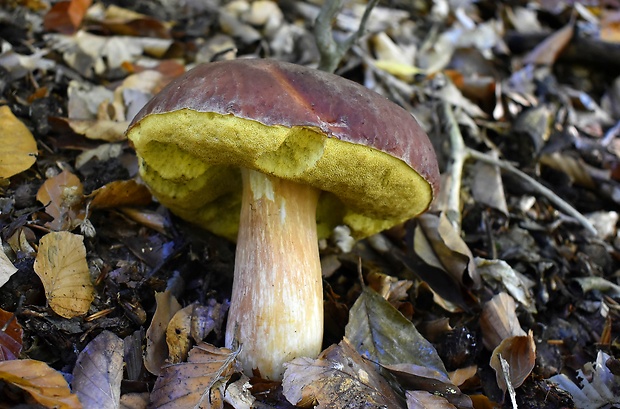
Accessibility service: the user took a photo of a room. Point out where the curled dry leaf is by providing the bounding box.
[480,292,525,350]
[0,239,18,288]
[72,331,123,409]
[144,291,181,375]
[0,105,37,179]
[0,359,82,408]
[150,342,241,409]
[0,307,23,361]
[489,330,536,393]
[36,169,86,231]
[282,339,405,409]
[33,232,94,319]
[89,179,152,209]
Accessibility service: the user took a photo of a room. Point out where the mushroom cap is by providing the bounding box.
[127,59,439,240]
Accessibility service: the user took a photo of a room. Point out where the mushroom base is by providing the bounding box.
[225,168,323,380]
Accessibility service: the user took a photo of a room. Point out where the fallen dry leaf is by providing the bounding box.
[33,231,94,318]
[166,300,229,364]
[43,0,92,34]
[523,22,574,66]
[36,169,86,231]
[345,287,448,376]
[366,270,413,306]
[63,118,129,142]
[489,330,536,393]
[480,292,526,350]
[89,179,152,209]
[283,339,405,408]
[166,304,195,364]
[380,363,472,408]
[144,291,181,375]
[0,359,82,408]
[416,213,480,289]
[0,238,18,288]
[72,331,123,409]
[0,105,37,179]
[0,307,22,361]
[150,342,241,409]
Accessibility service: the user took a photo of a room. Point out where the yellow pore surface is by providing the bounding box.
[127,109,433,241]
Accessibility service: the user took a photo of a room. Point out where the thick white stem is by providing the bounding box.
[225,168,323,380]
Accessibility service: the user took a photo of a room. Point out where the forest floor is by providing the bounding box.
[1,0,620,408]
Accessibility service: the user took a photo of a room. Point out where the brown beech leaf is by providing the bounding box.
[523,22,574,66]
[0,359,82,408]
[480,293,525,351]
[72,331,123,409]
[89,179,152,209]
[282,339,405,408]
[150,342,241,409]
[144,291,181,375]
[34,232,94,319]
[36,169,86,231]
[0,105,37,179]
[0,307,22,361]
[489,331,536,393]
[43,0,92,34]
[406,390,457,409]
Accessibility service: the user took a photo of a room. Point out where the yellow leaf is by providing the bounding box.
[0,105,37,179]
[0,359,82,408]
[34,232,94,318]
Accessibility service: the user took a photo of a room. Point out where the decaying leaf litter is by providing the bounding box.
[0,0,619,408]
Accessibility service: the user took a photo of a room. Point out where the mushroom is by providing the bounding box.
[126,59,439,380]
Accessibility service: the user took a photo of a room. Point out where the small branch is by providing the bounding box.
[314,0,379,73]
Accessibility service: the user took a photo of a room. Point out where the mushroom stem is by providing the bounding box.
[225,168,323,380]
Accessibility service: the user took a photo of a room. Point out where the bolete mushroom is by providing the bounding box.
[126,59,439,380]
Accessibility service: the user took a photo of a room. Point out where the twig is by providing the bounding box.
[314,0,379,73]
[440,100,597,236]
